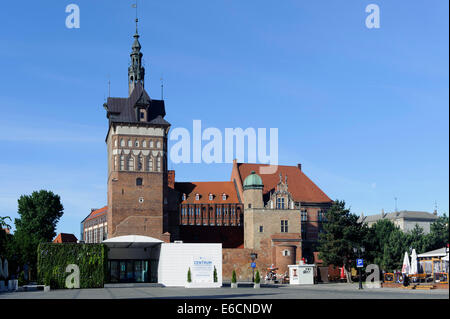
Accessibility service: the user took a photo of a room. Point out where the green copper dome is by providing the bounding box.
[243,171,263,190]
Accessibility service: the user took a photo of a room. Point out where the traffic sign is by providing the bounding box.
[356,259,364,268]
[251,262,256,268]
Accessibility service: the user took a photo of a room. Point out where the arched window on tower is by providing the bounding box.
[128,156,135,171]
[147,156,153,171]
[120,155,125,171]
[137,154,143,171]
[120,139,125,147]
[156,156,161,172]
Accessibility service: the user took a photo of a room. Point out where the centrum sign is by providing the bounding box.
[192,256,214,283]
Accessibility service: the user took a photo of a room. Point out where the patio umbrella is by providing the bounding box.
[401,251,410,274]
[409,249,418,275]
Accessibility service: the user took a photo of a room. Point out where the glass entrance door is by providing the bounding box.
[108,260,152,283]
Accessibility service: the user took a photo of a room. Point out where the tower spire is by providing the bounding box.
[128,2,145,96]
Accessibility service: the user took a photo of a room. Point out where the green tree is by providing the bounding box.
[381,228,406,272]
[187,267,192,282]
[13,190,64,280]
[317,200,364,282]
[0,216,12,230]
[364,219,400,266]
[254,270,260,284]
[426,214,449,251]
[405,224,428,253]
[0,216,12,257]
[231,270,237,283]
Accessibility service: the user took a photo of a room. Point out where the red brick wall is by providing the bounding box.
[222,235,302,281]
[107,170,168,241]
[168,170,175,188]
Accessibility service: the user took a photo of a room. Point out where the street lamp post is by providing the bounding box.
[250,252,258,282]
[353,246,365,290]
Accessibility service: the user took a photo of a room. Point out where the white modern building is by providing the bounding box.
[103,235,222,287]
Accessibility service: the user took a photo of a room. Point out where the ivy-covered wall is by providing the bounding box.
[37,243,107,289]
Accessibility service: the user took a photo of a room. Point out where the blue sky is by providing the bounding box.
[0,1,448,237]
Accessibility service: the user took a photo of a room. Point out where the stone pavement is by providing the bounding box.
[0,283,448,299]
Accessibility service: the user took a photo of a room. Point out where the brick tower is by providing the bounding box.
[103,18,171,242]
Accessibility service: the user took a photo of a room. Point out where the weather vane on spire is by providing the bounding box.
[132,1,138,33]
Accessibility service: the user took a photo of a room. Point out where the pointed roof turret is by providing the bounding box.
[128,18,145,96]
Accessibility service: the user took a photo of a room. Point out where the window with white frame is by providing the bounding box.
[281,220,288,233]
[301,209,308,221]
[148,156,153,171]
[209,194,213,201]
[120,155,125,171]
[128,156,135,171]
[156,157,161,172]
[137,155,143,171]
[195,194,200,201]
[222,193,227,200]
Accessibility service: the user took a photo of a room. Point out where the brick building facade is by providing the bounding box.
[83,20,334,282]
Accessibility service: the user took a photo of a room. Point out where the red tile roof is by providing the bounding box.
[53,233,78,243]
[235,163,332,203]
[85,206,108,221]
[175,181,241,204]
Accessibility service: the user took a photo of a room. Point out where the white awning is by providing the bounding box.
[103,235,163,248]
[417,247,448,258]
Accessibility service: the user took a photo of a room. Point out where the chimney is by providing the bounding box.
[297,163,302,171]
[433,209,438,216]
[168,170,175,189]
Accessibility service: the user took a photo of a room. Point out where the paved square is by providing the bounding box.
[0,283,448,299]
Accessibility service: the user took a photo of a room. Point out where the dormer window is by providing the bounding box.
[139,109,146,122]
[182,193,186,201]
[222,193,227,201]
[195,194,200,201]
[209,194,213,201]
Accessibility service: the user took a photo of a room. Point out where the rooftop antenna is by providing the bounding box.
[107,74,111,98]
[394,197,398,213]
[160,76,164,99]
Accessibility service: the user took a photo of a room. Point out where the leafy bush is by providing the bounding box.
[187,267,192,283]
[18,271,27,287]
[37,243,107,289]
[254,270,260,284]
[231,270,237,283]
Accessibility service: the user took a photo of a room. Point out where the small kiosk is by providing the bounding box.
[288,262,315,285]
